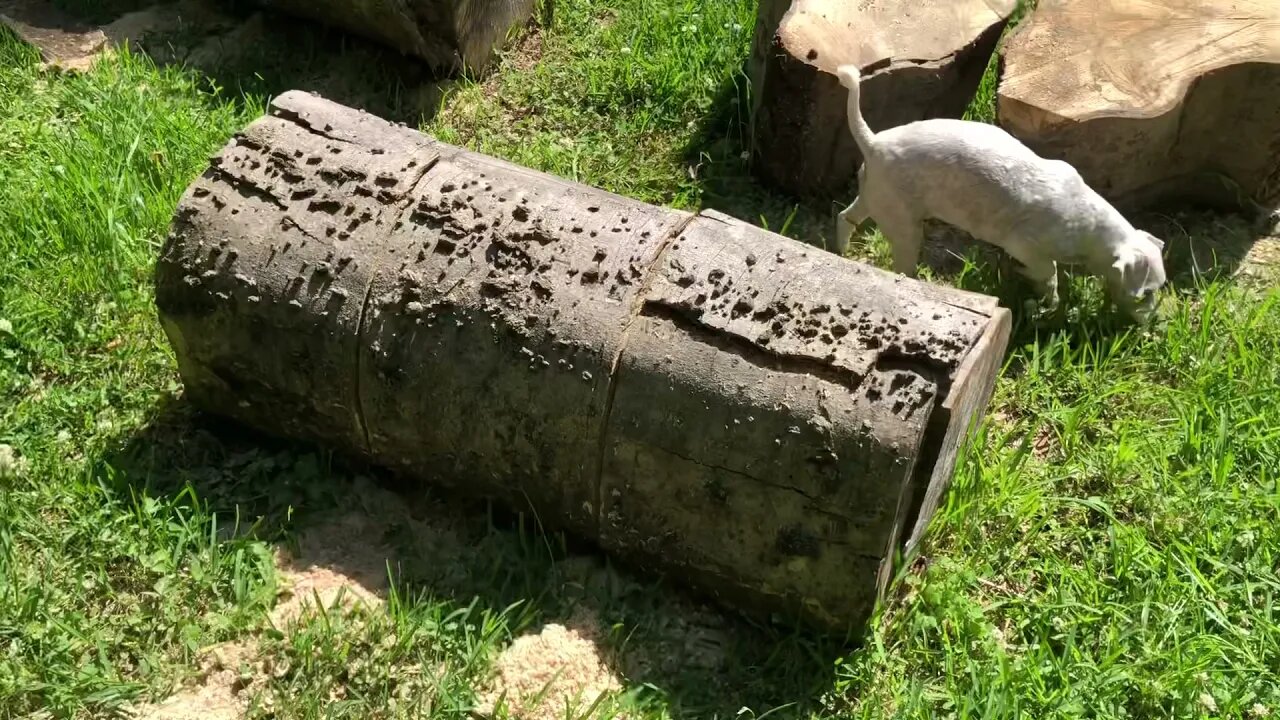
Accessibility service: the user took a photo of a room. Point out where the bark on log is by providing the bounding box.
[998,0,1280,216]
[155,91,1011,631]
[748,0,1016,198]
[257,0,535,73]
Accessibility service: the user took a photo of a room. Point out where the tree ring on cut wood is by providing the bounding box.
[998,0,1280,218]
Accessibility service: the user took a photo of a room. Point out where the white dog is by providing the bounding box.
[832,65,1167,322]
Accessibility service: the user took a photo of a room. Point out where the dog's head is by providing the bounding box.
[1108,230,1167,322]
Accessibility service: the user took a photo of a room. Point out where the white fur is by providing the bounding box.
[833,65,1168,321]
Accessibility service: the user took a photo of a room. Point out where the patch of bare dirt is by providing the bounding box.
[128,488,406,719]
[3,0,442,123]
[553,555,731,688]
[0,0,246,72]
[128,641,269,720]
[123,469,753,719]
[494,20,544,75]
[102,0,240,63]
[476,609,625,720]
[270,509,392,626]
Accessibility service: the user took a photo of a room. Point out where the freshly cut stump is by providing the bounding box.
[257,0,535,72]
[749,0,1016,197]
[999,0,1280,215]
[155,91,1011,632]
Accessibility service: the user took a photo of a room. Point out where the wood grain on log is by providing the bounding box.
[155,91,1011,631]
[749,0,1016,198]
[999,0,1280,215]
[258,0,535,72]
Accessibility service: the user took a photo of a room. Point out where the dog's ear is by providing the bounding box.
[1141,231,1165,251]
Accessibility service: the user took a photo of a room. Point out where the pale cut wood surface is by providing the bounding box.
[999,0,1280,213]
[777,0,1017,74]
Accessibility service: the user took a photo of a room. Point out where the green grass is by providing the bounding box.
[963,0,1037,124]
[2,1,1279,718]
[428,0,756,207]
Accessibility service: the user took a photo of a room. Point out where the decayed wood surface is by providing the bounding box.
[999,0,1280,215]
[258,0,535,72]
[155,91,1011,631]
[749,0,1016,197]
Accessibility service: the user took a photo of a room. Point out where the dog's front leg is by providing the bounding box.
[1013,256,1059,316]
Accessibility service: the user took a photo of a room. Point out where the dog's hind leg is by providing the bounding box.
[833,195,869,255]
[880,213,925,277]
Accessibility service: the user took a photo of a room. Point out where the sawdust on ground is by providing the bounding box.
[129,641,267,720]
[269,509,391,625]
[127,507,395,719]
[124,477,672,720]
[476,609,625,720]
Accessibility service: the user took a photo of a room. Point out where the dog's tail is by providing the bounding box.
[836,65,876,158]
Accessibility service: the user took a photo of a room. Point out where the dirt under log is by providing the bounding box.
[748,0,1016,198]
[998,0,1280,217]
[257,0,535,73]
[155,91,1011,632]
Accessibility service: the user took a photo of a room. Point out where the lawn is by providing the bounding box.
[2,1,1278,718]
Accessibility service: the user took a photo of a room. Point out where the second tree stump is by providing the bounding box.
[748,0,1016,198]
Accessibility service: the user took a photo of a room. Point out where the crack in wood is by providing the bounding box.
[593,211,700,536]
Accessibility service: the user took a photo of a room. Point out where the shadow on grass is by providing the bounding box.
[38,0,444,124]
[104,396,849,718]
[678,69,837,249]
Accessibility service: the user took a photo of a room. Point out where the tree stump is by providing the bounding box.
[155,91,1011,632]
[257,0,535,73]
[749,0,1016,198]
[999,0,1280,217]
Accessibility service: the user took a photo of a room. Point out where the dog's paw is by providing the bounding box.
[1022,296,1064,324]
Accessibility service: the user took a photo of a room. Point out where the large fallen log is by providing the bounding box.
[748,0,1016,198]
[257,0,535,72]
[155,91,1011,632]
[998,0,1280,217]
